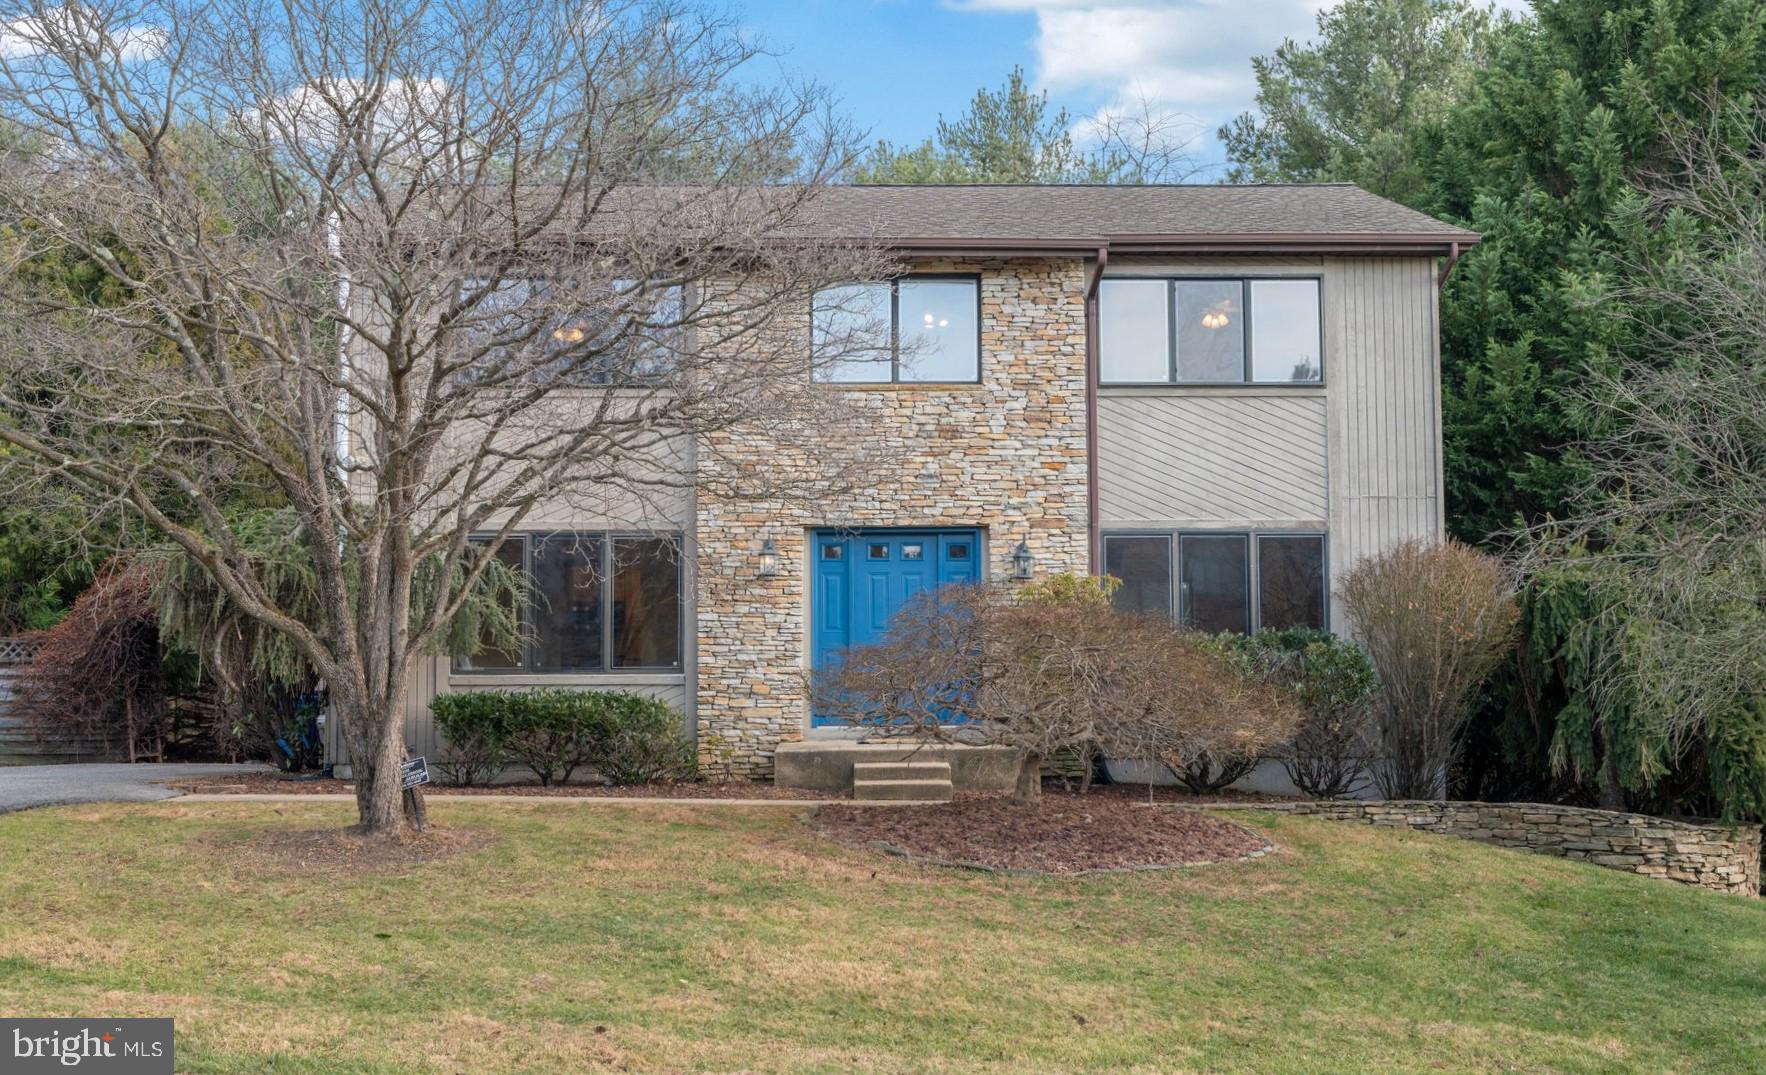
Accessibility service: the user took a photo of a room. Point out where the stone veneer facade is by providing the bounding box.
[1289,800,1762,896]
[694,259,1090,777]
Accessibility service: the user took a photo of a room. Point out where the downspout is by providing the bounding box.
[1083,244,1108,575]
[1436,240,1462,289]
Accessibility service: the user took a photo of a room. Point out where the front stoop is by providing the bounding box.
[852,761,954,802]
[774,741,1019,793]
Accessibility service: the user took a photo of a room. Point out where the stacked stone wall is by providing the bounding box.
[1290,800,1761,896]
[695,259,1091,776]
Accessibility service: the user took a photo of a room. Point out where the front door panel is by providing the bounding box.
[811,529,980,726]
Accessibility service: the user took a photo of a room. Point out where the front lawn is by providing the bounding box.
[1,801,1761,1074]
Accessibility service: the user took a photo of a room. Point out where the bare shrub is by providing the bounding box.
[810,576,1299,803]
[1173,752,1261,795]
[20,560,167,761]
[1339,540,1519,799]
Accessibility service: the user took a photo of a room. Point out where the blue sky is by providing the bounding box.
[739,0,1530,174]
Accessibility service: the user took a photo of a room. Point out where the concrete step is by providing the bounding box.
[852,760,953,783]
[852,778,954,802]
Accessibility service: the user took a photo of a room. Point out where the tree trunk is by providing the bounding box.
[1014,751,1043,804]
[339,681,419,836]
[1597,742,1625,811]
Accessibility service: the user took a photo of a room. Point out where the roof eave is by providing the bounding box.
[878,232,1480,258]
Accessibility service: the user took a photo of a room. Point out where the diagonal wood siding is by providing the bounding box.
[1098,393,1329,527]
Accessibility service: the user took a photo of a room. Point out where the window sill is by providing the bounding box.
[1099,384,1326,398]
[448,671,686,687]
[820,382,988,392]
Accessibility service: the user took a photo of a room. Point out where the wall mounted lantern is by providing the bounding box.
[1010,539,1035,581]
[758,538,780,579]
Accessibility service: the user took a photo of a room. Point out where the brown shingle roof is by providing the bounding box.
[786,184,1477,255]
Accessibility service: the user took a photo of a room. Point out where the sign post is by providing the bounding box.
[400,756,430,833]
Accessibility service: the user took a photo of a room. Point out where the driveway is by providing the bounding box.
[0,763,271,814]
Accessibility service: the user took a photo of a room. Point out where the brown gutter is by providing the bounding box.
[883,232,1479,259]
[1437,240,1464,287]
[1083,244,1109,576]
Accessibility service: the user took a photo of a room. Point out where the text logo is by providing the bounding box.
[3,1019,172,1073]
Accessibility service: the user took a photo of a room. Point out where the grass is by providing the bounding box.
[0,801,1762,1074]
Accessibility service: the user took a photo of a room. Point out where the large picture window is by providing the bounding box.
[452,532,683,674]
[1099,277,1322,385]
[1104,530,1326,633]
[812,275,980,384]
[458,277,683,386]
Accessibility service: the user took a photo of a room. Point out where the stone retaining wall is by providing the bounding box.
[1289,800,1761,896]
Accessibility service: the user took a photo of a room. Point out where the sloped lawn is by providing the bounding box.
[0,800,1761,1074]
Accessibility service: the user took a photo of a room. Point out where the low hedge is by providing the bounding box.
[429,688,693,786]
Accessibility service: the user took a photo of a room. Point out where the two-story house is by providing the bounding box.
[332,183,1477,787]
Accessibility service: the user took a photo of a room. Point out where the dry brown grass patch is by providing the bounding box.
[203,823,497,876]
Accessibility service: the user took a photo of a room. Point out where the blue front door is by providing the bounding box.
[810,529,981,726]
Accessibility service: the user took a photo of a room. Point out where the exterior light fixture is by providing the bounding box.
[1010,539,1035,581]
[758,538,780,579]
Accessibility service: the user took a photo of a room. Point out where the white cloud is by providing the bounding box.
[0,6,165,62]
[954,0,1531,167]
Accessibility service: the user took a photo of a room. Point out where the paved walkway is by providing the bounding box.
[0,763,270,814]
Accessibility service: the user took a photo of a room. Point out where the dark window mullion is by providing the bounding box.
[1248,531,1260,632]
[1167,280,1178,384]
[890,280,902,383]
[521,535,537,673]
[601,535,615,673]
[1241,280,1253,383]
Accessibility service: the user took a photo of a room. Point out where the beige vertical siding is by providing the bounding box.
[1324,256,1444,624]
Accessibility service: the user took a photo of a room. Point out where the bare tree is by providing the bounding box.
[810,578,1299,803]
[0,0,891,834]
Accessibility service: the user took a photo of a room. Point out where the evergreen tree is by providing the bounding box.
[1424,0,1766,542]
[1221,0,1503,204]
[853,67,1190,184]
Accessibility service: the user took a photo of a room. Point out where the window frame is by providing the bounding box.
[1097,274,1325,387]
[451,530,685,675]
[1101,528,1330,633]
[1101,532,1175,620]
[812,273,983,385]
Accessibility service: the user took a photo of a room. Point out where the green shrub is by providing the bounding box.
[428,688,690,787]
[594,693,695,785]
[429,691,513,786]
[1209,628,1378,797]
[503,688,604,786]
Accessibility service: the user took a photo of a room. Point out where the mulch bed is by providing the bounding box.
[811,794,1274,875]
[164,772,833,799]
[1001,782,1296,806]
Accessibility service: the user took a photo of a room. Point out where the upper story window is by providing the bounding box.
[452,532,683,675]
[812,275,980,384]
[1099,277,1322,385]
[459,277,683,386]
